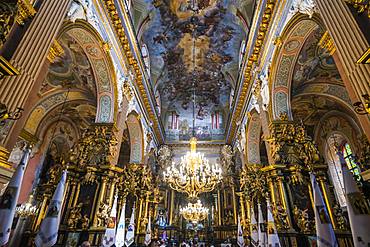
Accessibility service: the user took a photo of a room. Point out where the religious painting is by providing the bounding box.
[316,205,330,224]
[142,0,246,143]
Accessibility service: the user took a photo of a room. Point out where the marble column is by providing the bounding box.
[0,0,71,149]
[315,0,370,138]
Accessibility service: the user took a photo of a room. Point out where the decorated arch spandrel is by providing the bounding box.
[245,110,262,165]
[23,20,118,137]
[269,16,322,121]
[126,112,144,164]
[58,20,118,124]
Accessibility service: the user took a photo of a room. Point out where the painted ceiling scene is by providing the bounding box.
[291,26,343,97]
[137,0,254,142]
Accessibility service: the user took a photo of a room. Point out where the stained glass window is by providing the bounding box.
[341,143,362,181]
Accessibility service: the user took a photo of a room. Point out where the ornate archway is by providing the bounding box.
[270,16,323,120]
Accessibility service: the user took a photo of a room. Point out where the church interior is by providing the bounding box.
[0,0,370,246]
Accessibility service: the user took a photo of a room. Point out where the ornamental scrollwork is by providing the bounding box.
[359,135,370,170]
[68,124,117,168]
[96,201,111,227]
[345,0,370,19]
[239,164,268,200]
[67,203,83,229]
[267,113,320,183]
[0,2,17,48]
[0,0,36,48]
[272,202,290,231]
[117,163,156,199]
[293,205,314,233]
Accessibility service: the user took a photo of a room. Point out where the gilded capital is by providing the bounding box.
[47,40,64,63]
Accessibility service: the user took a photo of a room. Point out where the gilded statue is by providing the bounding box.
[293,205,312,233]
[139,217,148,233]
[333,204,347,230]
[96,202,111,227]
[81,214,90,230]
[68,124,117,168]
[240,164,268,199]
[47,162,65,186]
[268,114,321,175]
[273,202,289,231]
[0,2,17,47]
[68,203,83,229]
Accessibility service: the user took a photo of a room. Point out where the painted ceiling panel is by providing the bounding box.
[140,0,249,142]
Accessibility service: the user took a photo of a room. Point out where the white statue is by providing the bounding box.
[238,126,246,153]
[8,146,24,165]
[259,67,270,111]
[116,67,126,110]
[290,0,316,18]
[67,0,88,22]
[249,94,260,114]
[67,0,100,30]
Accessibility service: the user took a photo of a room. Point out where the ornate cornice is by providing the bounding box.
[226,0,277,143]
[101,0,164,144]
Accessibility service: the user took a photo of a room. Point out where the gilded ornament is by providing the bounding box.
[81,214,90,230]
[267,113,320,182]
[67,203,83,229]
[16,0,36,25]
[318,31,336,55]
[359,136,370,170]
[0,2,17,48]
[96,201,111,227]
[333,204,347,230]
[272,202,290,231]
[293,205,314,233]
[47,40,64,63]
[240,164,268,199]
[345,0,370,19]
[68,124,117,168]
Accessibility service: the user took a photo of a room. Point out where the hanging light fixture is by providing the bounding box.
[180,200,209,224]
[15,194,37,217]
[163,136,222,198]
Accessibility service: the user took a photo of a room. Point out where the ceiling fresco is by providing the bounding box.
[40,32,97,99]
[141,0,248,141]
[291,27,342,97]
[25,32,99,136]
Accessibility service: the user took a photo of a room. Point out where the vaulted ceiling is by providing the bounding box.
[133,0,255,142]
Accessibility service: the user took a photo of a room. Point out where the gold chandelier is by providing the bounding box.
[180,200,209,223]
[163,137,222,198]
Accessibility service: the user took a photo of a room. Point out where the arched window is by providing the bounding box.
[326,133,362,207]
[340,143,361,181]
